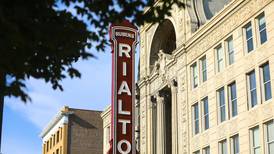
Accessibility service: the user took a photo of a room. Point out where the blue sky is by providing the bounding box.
[2,50,110,154]
[2,4,140,153]
[2,36,140,154]
[2,46,140,154]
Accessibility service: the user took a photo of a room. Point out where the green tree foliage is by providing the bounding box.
[0,0,184,102]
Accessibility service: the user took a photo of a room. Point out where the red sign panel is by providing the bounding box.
[110,20,138,154]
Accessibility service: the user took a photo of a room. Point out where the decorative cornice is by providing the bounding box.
[185,0,245,50]
[186,0,273,64]
[40,107,73,138]
[101,105,111,119]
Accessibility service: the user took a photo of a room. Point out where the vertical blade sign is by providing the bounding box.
[110,20,138,154]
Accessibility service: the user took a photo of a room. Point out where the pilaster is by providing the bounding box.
[170,79,178,154]
[156,93,166,154]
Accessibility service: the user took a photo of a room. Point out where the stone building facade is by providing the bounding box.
[137,0,274,154]
[101,105,111,154]
[40,106,103,154]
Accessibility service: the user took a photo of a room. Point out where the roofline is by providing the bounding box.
[40,106,104,138]
[101,105,111,118]
[39,106,72,138]
[69,107,103,113]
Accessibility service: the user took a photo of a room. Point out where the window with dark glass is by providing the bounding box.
[47,141,49,152]
[261,63,272,101]
[53,134,55,145]
[202,97,209,130]
[203,146,210,154]
[247,71,257,108]
[229,82,238,117]
[193,150,200,154]
[219,139,227,154]
[60,128,62,140]
[250,126,260,154]
[218,87,226,122]
[57,131,59,143]
[265,120,274,154]
[43,144,46,154]
[50,138,52,149]
[216,45,224,72]
[191,63,198,88]
[231,134,239,154]
[193,103,199,134]
[244,22,254,52]
[200,56,207,82]
[226,36,235,65]
[257,13,267,44]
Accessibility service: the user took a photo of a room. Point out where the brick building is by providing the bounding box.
[40,106,103,154]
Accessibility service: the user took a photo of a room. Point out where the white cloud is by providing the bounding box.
[6,92,62,129]
[6,52,112,130]
[5,44,138,132]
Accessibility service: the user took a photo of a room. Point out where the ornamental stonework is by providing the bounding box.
[140,100,147,148]
[135,0,274,154]
[187,0,272,64]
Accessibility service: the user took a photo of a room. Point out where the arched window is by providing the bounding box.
[150,20,176,72]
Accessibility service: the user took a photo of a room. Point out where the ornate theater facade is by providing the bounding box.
[136,0,274,154]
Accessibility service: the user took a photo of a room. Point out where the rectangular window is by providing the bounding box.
[265,120,274,154]
[47,141,49,152]
[260,63,272,101]
[60,128,62,140]
[56,149,59,154]
[193,103,199,134]
[202,97,209,130]
[43,144,46,154]
[231,134,240,154]
[250,126,260,154]
[244,22,254,52]
[191,63,198,88]
[216,45,224,72]
[193,150,200,154]
[203,146,210,154]
[247,71,257,108]
[106,126,110,145]
[53,134,55,145]
[257,13,267,44]
[226,36,235,65]
[200,56,207,82]
[50,138,52,149]
[228,82,238,117]
[219,139,227,154]
[218,87,226,123]
[57,131,59,143]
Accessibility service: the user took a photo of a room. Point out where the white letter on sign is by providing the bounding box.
[118,119,131,135]
[123,62,127,76]
[118,81,131,96]
[117,140,131,154]
[118,99,130,115]
[119,43,131,58]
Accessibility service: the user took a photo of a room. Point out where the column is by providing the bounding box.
[156,93,166,154]
[135,93,140,152]
[151,95,157,154]
[170,79,178,154]
[148,95,155,154]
